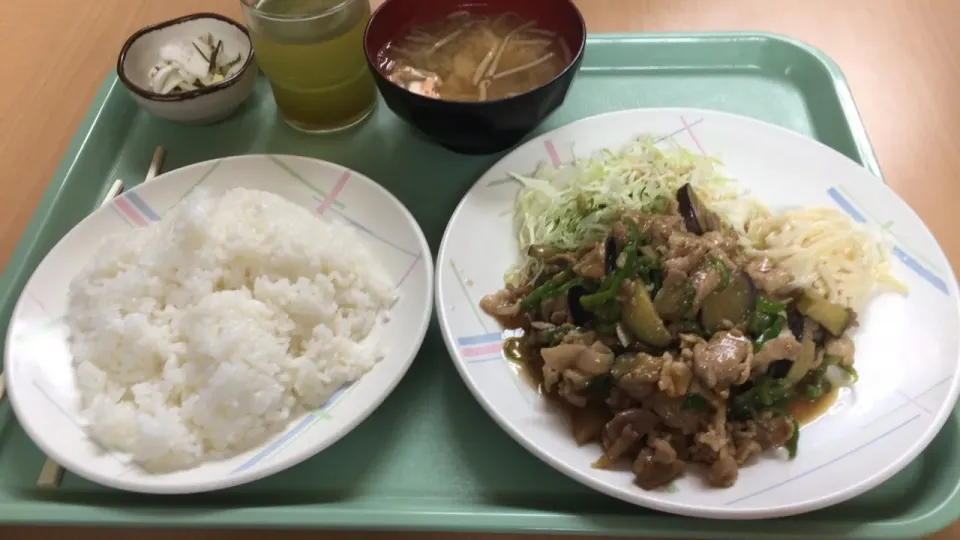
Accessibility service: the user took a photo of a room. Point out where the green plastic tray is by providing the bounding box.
[1,32,957,539]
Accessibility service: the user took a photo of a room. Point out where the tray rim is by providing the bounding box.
[585,32,883,181]
[1,30,957,538]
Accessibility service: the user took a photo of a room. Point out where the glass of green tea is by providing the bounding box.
[240,0,377,132]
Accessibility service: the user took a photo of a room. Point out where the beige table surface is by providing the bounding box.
[1,0,959,539]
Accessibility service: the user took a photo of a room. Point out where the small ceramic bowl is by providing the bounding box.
[364,0,586,155]
[117,13,258,125]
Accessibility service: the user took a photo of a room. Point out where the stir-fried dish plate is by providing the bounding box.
[436,108,960,519]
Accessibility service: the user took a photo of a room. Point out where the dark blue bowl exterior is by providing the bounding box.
[369,55,584,155]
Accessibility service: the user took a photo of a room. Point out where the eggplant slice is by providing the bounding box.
[654,281,695,322]
[699,271,757,334]
[604,235,618,275]
[767,359,793,379]
[796,290,853,337]
[676,183,723,235]
[622,281,674,347]
[786,305,806,341]
[568,285,593,326]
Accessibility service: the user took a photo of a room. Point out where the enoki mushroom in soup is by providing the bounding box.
[376,10,571,101]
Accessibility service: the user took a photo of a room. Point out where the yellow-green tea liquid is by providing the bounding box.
[248,0,377,132]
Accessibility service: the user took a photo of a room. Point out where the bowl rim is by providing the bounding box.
[117,12,256,103]
[239,0,359,22]
[362,0,587,106]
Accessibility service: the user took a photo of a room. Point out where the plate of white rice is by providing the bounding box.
[4,155,433,494]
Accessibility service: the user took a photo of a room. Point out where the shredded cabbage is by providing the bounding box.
[507,137,765,282]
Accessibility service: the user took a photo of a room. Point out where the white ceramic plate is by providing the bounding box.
[5,155,433,494]
[435,108,960,519]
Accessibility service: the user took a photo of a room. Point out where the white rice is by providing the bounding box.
[66,187,396,472]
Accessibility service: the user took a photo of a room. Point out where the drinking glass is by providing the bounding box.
[240,0,377,132]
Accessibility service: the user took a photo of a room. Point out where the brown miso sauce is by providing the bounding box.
[503,335,545,391]
[786,386,840,426]
[502,336,525,362]
[504,334,604,444]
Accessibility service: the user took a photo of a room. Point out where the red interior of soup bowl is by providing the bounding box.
[364,0,586,85]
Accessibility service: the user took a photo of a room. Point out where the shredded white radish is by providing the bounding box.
[744,208,907,310]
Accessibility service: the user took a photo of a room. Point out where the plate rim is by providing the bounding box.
[434,107,960,519]
[5,153,436,494]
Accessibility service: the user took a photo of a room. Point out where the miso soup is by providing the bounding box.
[377,10,571,102]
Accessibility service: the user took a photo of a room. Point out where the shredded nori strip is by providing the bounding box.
[192,41,210,62]
[219,53,243,76]
[208,40,222,75]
